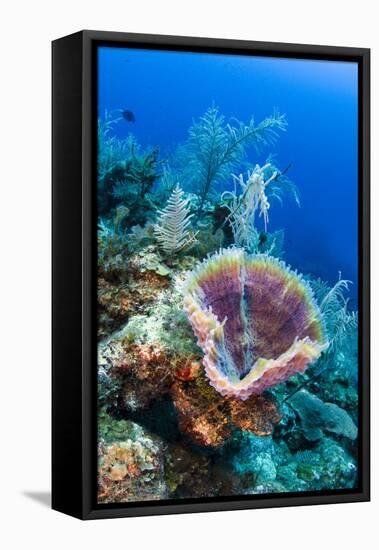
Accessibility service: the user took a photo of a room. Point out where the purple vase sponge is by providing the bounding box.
[183,248,328,400]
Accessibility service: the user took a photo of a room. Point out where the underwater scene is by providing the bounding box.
[96,46,359,504]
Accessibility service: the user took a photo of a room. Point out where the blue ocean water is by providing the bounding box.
[98,47,358,305]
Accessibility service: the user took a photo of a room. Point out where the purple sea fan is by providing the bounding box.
[182,248,328,400]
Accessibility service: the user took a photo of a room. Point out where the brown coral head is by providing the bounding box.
[229,394,281,436]
[110,342,174,410]
[171,381,231,447]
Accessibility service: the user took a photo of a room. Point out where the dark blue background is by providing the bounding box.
[98,47,358,305]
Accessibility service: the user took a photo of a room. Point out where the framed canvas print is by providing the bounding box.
[52,31,370,520]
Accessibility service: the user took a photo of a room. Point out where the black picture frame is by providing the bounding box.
[52,30,370,520]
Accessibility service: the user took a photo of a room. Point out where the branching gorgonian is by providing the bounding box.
[177,105,287,216]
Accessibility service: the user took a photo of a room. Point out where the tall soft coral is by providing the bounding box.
[177,105,287,216]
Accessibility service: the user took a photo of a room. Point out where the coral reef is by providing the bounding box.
[95,101,359,503]
[112,342,175,410]
[230,430,357,494]
[170,370,281,447]
[231,433,280,487]
[98,117,161,223]
[98,418,167,503]
[99,319,281,447]
[192,226,225,258]
[127,223,156,253]
[97,263,170,339]
[316,353,358,418]
[164,443,212,496]
[277,437,357,491]
[183,248,327,399]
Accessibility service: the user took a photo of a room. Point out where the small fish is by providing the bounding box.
[122,109,136,122]
[259,232,268,245]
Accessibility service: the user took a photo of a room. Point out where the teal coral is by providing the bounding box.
[97,115,160,223]
[288,389,357,441]
[231,432,357,494]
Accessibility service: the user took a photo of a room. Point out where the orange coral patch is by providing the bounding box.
[229,394,281,436]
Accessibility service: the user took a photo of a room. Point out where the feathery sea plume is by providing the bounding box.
[311,274,357,353]
[177,105,287,216]
[154,184,199,255]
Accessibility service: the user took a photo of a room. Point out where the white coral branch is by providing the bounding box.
[154,183,199,255]
[222,163,278,250]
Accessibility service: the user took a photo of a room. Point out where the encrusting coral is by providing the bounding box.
[97,266,170,339]
[183,248,328,400]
